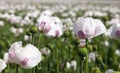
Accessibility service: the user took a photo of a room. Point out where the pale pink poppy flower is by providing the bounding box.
[8,41,42,69]
[71,60,77,70]
[3,52,9,63]
[37,16,51,31]
[73,17,106,39]
[108,23,120,39]
[24,35,32,41]
[41,10,53,16]
[88,52,96,62]
[10,27,24,36]
[40,47,51,55]
[43,17,63,38]
[0,59,6,73]
[37,16,63,38]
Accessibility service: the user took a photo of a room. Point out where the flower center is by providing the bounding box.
[20,57,29,65]
[116,30,120,37]
[78,30,85,39]
[55,30,59,37]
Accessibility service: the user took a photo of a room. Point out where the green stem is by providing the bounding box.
[57,47,59,73]
[85,55,88,73]
[33,67,35,73]
[38,34,42,48]
[16,65,19,73]
[81,61,84,73]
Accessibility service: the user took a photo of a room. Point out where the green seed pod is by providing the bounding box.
[93,68,101,73]
[96,55,103,63]
[93,45,98,51]
[78,47,88,58]
[87,45,93,52]
[26,29,31,36]
[30,26,38,34]
[64,30,70,37]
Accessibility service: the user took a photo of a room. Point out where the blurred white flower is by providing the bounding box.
[84,11,93,17]
[108,23,120,39]
[44,17,63,38]
[10,16,22,24]
[37,16,63,38]
[37,15,51,31]
[8,41,42,69]
[105,69,114,73]
[0,59,6,73]
[3,52,9,63]
[41,10,53,16]
[73,17,106,39]
[10,27,23,36]
[88,52,96,62]
[104,40,109,47]
[115,49,120,56]
[0,21,4,27]
[24,35,32,41]
[40,47,51,55]
[106,18,120,26]
[66,62,71,69]
[71,60,77,70]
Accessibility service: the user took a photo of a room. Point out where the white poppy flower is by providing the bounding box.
[105,69,114,73]
[66,62,71,69]
[0,21,4,27]
[24,35,32,41]
[18,44,42,69]
[88,52,96,62]
[37,16,63,38]
[41,10,53,16]
[10,27,24,36]
[104,40,109,47]
[73,17,106,39]
[4,52,9,63]
[115,49,120,56]
[8,41,42,69]
[37,16,51,31]
[44,17,63,38]
[8,41,23,64]
[108,23,120,39]
[40,47,51,55]
[71,60,77,70]
[0,59,6,73]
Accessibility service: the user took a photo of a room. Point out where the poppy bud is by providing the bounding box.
[93,68,101,73]
[30,26,38,34]
[78,47,88,60]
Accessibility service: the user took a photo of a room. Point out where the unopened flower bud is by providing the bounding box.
[30,26,38,34]
[93,68,101,73]
[96,55,102,63]
[78,47,88,60]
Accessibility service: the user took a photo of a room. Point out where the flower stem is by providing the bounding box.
[81,61,84,73]
[85,55,88,73]
[16,65,19,73]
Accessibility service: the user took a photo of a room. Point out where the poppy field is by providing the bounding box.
[0,1,120,73]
